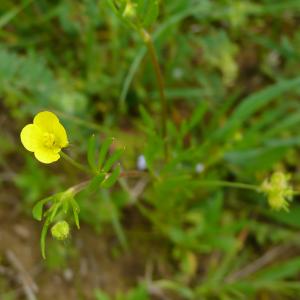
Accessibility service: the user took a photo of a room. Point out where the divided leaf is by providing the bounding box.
[98,137,114,170]
[101,164,121,188]
[102,148,124,173]
[87,134,98,173]
[87,173,106,192]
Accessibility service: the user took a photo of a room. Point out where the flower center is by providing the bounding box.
[43,132,56,148]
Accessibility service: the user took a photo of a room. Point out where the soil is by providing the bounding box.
[0,185,169,300]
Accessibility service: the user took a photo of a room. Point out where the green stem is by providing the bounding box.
[197,180,260,191]
[61,152,91,174]
[141,28,169,161]
[68,170,149,194]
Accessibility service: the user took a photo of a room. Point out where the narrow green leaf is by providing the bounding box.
[213,77,300,141]
[102,189,129,250]
[265,110,300,138]
[106,0,118,14]
[189,103,207,129]
[254,257,300,281]
[101,165,121,189]
[265,203,300,229]
[87,173,106,193]
[87,134,98,172]
[62,198,69,214]
[70,198,80,229]
[0,0,34,29]
[182,102,207,136]
[49,202,62,223]
[98,137,114,170]
[102,148,124,173]
[137,0,159,27]
[139,105,155,129]
[41,219,50,259]
[95,290,111,300]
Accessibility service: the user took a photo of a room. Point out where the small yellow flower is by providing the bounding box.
[261,172,293,211]
[20,111,68,164]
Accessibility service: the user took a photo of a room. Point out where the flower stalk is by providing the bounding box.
[140,29,169,161]
[60,151,92,174]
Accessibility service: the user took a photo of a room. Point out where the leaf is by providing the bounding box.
[0,0,34,29]
[32,197,52,221]
[87,134,98,172]
[212,77,300,141]
[101,189,129,250]
[102,148,124,173]
[224,146,289,172]
[101,164,121,189]
[40,219,50,259]
[126,282,149,300]
[265,204,300,229]
[49,202,62,223]
[139,105,155,129]
[181,102,207,135]
[188,103,207,130]
[87,173,106,193]
[136,0,159,27]
[62,198,69,214]
[98,137,114,170]
[254,257,300,281]
[0,47,60,106]
[105,0,119,15]
[70,198,80,229]
[106,0,134,29]
[203,192,223,226]
[265,110,300,138]
[95,289,111,300]
[156,280,194,300]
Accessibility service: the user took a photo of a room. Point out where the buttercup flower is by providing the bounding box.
[20,111,68,164]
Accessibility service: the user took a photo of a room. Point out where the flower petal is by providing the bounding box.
[33,111,60,132]
[20,124,43,152]
[34,148,60,164]
[53,121,68,148]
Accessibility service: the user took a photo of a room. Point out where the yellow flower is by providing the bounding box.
[20,111,68,164]
[261,172,293,211]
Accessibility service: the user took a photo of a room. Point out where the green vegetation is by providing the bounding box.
[1,0,300,299]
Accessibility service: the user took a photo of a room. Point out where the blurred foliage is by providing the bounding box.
[95,283,149,300]
[2,0,300,299]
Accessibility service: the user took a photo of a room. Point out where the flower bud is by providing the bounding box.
[123,1,137,20]
[51,221,70,240]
